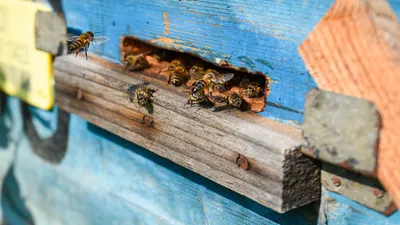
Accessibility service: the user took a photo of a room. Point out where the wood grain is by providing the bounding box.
[298,0,400,207]
[53,54,320,213]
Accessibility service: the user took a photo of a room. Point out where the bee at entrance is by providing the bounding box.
[127,81,156,114]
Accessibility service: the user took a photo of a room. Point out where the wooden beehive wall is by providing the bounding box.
[60,0,330,126]
[2,0,400,225]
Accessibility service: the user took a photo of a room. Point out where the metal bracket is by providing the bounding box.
[322,164,396,215]
[302,88,380,177]
[301,88,397,215]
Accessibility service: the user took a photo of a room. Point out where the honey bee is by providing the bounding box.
[213,92,244,111]
[123,51,151,72]
[127,81,156,113]
[239,79,263,98]
[188,64,206,78]
[192,69,234,96]
[167,59,188,87]
[67,31,110,60]
[186,88,209,107]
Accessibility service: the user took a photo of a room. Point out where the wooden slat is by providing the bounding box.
[298,0,400,206]
[53,54,320,213]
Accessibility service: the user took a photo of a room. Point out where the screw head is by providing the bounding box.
[372,188,385,198]
[236,154,250,170]
[76,88,84,100]
[332,176,341,187]
[142,115,153,127]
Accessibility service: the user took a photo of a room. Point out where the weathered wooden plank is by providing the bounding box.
[55,83,283,183]
[0,98,296,225]
[298,0,400,207]
[53,54,320,213]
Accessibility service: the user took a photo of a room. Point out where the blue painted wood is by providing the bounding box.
[58,0,336,126]
[3,1,400,224]
[55,0,400,126]
[1,98,400,225]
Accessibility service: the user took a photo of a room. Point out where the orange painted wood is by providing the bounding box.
[298,0,400,207]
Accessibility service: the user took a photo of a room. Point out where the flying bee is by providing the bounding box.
[239,79,263,98]
[127,81,156,114]
[166,59,188,87]
[123,51,152,72]
[213,92,244,111]
[192,69,234,96]
[67,31,110,60]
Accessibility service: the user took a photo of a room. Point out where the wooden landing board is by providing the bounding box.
[298,0,400,207]
[53,54,320,213]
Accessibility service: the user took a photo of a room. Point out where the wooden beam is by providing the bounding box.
[298,0,400,206]
[53,54,320,213]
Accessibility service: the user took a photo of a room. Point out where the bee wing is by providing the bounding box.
[239,79,250,87]
[148,88,157,96]
[212,96,228,103]
[67,34,80,42]
[91,36,110,45]
[142,81,151,86]
[212,73,234,84]
[127,84,138,94]
[190,72,204,80]
[215,84,227,93]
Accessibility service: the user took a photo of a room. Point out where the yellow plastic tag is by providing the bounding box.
[0,0,54,110]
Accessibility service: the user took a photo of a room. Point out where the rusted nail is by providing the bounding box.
[76,88,84,100]
[142,115,153,127]
[332,176,341,187]
[372,188,385,198]
[236,154,250,170]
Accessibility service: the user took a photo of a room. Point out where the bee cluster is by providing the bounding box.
[66,32,269,127]
[120,37,269,126]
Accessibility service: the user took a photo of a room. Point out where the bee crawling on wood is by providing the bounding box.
[185,88,210,107]
[67,31,109,60]
[127,81,156,114]
[122,51,152,72]
[239,79,263,98]
[212,92,245,111]
[166,58,189,87]
[192,69,235,97]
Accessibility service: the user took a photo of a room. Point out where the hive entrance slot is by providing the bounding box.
[120,36,270,113]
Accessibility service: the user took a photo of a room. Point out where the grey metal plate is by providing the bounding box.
[302,88,380,176]
[35,11,67,56]
[321,164,396,215]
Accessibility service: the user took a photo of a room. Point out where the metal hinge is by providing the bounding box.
[301,88,396,215]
